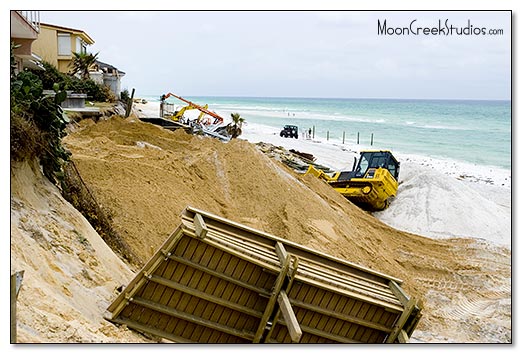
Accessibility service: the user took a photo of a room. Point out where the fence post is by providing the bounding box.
[11,270,24,343]
[342,131,345,144]
[327,131,329,141]
[357,132,360,144]
[371,133,374,146]
[312,126,315,139]
[125,88,135,118]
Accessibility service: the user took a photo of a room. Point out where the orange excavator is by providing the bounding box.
[160,93,224,125]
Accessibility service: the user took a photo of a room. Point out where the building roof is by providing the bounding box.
[40,22,95,44]
[95,60,126,76]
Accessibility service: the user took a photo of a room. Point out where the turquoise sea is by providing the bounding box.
[143,95,511,170]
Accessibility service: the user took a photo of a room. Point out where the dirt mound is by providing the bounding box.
[10,160,153,343]
[61,116,511,342]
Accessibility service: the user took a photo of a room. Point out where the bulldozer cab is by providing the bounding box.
[354,150,400,180]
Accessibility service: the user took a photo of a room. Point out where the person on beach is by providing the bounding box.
[308,128,312,139]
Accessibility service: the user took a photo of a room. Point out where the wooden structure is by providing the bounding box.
[106,207,421,343]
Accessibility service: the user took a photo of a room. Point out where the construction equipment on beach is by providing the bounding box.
[160,93,224,125]
[163,103,209,123]
[305,150,400,211]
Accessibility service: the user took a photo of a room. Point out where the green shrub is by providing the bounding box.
[11,65,70,182]
[30,61,113,102]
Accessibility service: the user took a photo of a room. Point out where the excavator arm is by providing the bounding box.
[161,93,224,124]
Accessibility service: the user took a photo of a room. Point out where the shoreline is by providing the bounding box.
[133,101,511,248]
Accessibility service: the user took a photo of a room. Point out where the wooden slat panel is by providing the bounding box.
[183,207,404,284]
[298,261,399,304]
[132,296,255,341]
[214,231,279,261]
[206,229,280,267]
[109,208,419,344]
[295,274,403,313]
[111,316,194,343]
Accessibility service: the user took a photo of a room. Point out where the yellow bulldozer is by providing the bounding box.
[305,150,400,210]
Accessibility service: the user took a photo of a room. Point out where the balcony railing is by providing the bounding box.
[16,10,40,33]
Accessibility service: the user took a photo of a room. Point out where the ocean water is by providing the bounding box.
[142,95,511,170]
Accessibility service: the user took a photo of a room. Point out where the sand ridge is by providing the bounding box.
[10,114,510,343]
[60,116,511,342]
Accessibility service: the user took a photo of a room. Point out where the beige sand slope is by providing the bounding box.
[10,115,511,343]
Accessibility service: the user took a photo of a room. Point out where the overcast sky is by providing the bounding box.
[32,11,511,100]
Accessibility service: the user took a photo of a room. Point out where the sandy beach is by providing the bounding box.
[135,101,512,249]
[10,105,511,344]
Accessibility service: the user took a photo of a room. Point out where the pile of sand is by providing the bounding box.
[10,160,153,343]
[58,116,510,343]
[10,114,510,343]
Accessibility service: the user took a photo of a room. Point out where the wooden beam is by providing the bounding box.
[397,329,409,343]
[253,255,291,343]
[183,229,280,273]
[289,297,392,333]
[386,298,417,343]
[107,229,185,318]
[149,275,263,318]
[277,290,302,343]
[275,242,288,265]
[264,257,300,342]
[109,316,195,343]
[132,296,256,341]
[194,213,208,239]
[294,274,403,313]
[167,254,270,296]
[299,323,361,343]
[388,280,410,305]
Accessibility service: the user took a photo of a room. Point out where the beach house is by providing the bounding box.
[31,21,126,97]
[90,60,126,96]
[10,11,43,73]
[31,22,95,74]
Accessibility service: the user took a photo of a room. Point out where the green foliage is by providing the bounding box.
[66,78,109,101]
[70,52,99,79]
[38,61,68,89]
[226,112,246,139]
[11,42,21,79]
[120,89,130,104]
[11,66,71,182]
[31,60,113,102]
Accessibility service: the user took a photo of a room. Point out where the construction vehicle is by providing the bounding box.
[280,125,298,139]
[305,150,400,210]
[162,102,209,123]
[160,93,224,125]
[158,93,230,141]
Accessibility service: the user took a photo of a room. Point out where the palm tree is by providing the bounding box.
[70,52,99,79]
[226,113,245,139]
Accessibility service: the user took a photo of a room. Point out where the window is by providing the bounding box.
[57,33,71,56]
[76,37,87,54]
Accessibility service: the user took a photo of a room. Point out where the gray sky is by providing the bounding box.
[36,11,511,99]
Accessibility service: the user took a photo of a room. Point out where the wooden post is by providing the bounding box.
[357,132,360,144]
[342,131,345,144]
[277,290,302,343]
[194,213,208,239]
[327,131,329,141]
[125,88,135,118]
[312,126,315,139]
[11,270,24,343]
[371,133,374,146]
